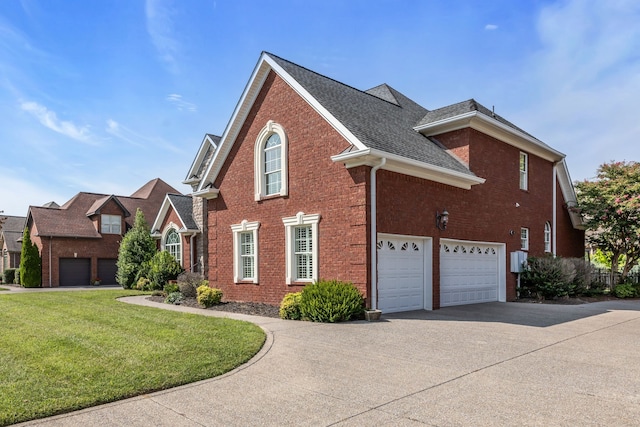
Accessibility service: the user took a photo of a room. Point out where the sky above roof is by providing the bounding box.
[1,0,638,216]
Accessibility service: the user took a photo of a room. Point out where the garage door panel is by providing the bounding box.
[97,258,117,285]
[59,258,91,287]
[378,236,426,313]
[440,241,499,307]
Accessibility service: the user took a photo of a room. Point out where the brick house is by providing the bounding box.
[183,52,584,312]
[1,215,26,278]
[26,178,179,287]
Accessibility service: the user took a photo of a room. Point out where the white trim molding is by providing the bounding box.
[230,220,260,284]
[282,212,320,285]
[254,120,289,201]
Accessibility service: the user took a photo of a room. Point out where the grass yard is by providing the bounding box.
[0,290,266,426]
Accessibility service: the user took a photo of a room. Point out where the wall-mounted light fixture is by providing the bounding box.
[436,209,449,230]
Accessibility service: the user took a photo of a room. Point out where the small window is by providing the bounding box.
[101,214,121,234]
[283,212,320,284]
[544,222,551,253]
[164,228,182,265]
[521,227,529,251]
[254,121,288,200]
[231,220,260,283]
[519,152,528,190]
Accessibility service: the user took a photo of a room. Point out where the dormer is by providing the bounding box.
[86,195,131,236]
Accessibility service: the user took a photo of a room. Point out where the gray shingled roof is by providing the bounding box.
[266,53,475,176]
[167,194,198,230]
[1,216,26,253]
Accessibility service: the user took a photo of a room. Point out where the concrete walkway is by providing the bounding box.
[13,295,640,426]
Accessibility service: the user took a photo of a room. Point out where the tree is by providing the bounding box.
[148,250,183,290]
[575,161,640,282]
[116,209,157,289]
[19,227,42,287]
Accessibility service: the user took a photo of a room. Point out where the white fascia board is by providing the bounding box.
[192,187,219,199]
[150,196,172,235]
[184,134,218,184]
[415,112,565,162]
[331,148,485,190]
[555,159,584,229]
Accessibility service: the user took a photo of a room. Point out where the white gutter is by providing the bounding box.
[370,158,386,311]
[553,163,558,255]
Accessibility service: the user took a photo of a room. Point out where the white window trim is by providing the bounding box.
[254,120,288,201]
[162,224,182,266]
[283,212,320,285]
[544,222,551,253]
[521,227,529,251]
[231,220,260,283]
[520,152,528,191]
[101,214,121,235]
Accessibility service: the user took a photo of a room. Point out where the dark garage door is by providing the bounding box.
[59,258,90,286]
[97,258,118,285]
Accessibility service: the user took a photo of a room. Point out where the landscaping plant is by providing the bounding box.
[19,227,41,287]
[116,209,156,289]
[2,268,16,285]
[177,271,207,298]
[148,250,183,290]
[196,284,223,307]
[164,291,185,305]
[299,279,364,322]
[279,292,302,320]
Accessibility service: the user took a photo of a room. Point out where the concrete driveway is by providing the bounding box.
[16,297,640,426]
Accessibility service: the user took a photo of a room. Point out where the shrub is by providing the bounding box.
[135,277,152,291]
[164,282,179,294]
[279,292,302,320]
[164,291,184,305]
[148,251,183,290]
[196,285,223,308]
[116,209,156,289]
[520,256,578,299]
[3,268,16,285]
[177,271,206,298]
[299,279,364,323]
[20,227,41,288]
[614,283,637,299]
[150,289,165,297]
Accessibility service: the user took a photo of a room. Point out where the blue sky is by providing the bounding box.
[1,0,639,217]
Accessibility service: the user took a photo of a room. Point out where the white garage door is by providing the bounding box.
[440,241,500,307]
[378,236,425,313]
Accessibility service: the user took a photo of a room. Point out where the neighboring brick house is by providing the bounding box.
[25,178,179,287]
[185,52,584,312]
[1,215,26,278]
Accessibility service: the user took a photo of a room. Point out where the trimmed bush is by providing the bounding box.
[279,292,302,320]
[135,277,152,291]
[148,251,183,290]
[299,279,364,323]
[164,282,179,294]
[3,268,16,285]
[164,291,184,305]
[614,283,637,299]
[20,227,41,288]
[196,285,222,307]
[177,271,206,298]
[116,209,157,289]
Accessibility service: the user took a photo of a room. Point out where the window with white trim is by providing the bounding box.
[521,227,529,251]
[254,120,288,200]
[544,222,551,253]
[283,212,320,284]
[101,214,121,234]
[164,228,182,265]
[519,152,528,190]
[231,220,260,283]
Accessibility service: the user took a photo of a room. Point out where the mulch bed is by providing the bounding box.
[147,296,280,318]
[515,295,621,305]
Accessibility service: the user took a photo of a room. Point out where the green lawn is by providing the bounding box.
[0,288,8,291]
[0,290,266,426]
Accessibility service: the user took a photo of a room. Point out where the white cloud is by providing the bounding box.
[20,101,93,143]
[145,0,180,73]
[514,0,640,181]
[166,93,197,112]
[484,24,498,31]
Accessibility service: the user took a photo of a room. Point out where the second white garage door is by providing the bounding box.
[440,240,501,307]
[378,236,429,313]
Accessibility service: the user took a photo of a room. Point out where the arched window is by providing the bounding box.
[254,121,288,200]
[544,222,551,253]
[165,228,181,265]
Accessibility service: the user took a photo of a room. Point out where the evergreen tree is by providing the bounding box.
[116,209,157,289]
[20,227,42,287]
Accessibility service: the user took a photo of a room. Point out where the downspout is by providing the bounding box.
[370,158,386,311]
[189,233,196,272]
[552,164,557,256]
[49,237,52,287]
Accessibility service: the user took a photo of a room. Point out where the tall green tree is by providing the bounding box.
[575,161,640,280]
[19,227,42,287]
[116,209,157,289]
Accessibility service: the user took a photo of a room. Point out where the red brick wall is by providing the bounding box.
[206,71,369,305]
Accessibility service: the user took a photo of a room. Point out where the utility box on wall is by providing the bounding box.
[510,251,527,273]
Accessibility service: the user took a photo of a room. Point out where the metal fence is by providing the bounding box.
[591,269,640,287]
